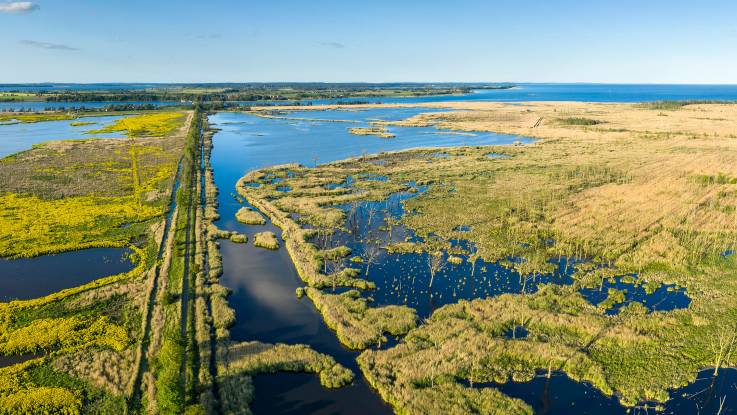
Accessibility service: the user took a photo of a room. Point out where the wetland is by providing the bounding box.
[2,94,737,415]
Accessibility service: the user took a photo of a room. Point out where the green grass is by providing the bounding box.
[557,117,602,126]
[639,100,736,110]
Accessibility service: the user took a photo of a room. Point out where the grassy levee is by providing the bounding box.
[190,122,221,413]
[146,108,202,414]
[0,110,191,414]
[348,126,396,138]
[0,112,78,124]
[237,101,737,412]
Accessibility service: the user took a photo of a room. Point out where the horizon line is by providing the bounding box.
[4,81,737,86]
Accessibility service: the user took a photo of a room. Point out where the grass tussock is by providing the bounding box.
[556,117,602,126]
[348,126,396,138]
[253,231,279,250]
[306,288,417,349]
[235,207,266,225]
[229,233,248,243]
[220,341,354,389]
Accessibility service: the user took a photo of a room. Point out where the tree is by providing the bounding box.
[361,239,382,276]
[710,325,737,375]
[469,251,480,276]
[366,204,378,227]
[316,227,334,251]
[325,256,344,291]
[384,216,399,243]
[427,251,447,288]
[346,201,360,238]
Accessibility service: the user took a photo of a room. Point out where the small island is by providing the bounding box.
[348,126,395,138]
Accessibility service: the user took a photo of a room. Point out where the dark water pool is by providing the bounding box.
[490,368,737,415]
[580,276,690,315]
[0,247,133,302]
[0,352,41,369]
[314,188,689,319]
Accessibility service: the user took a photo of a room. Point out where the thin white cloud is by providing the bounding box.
[0,2,39,13]
[196,33,222,40]
[20,40,78,51]
[320,41,345,49]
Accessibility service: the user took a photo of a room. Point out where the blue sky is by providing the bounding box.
[1,0,737,83]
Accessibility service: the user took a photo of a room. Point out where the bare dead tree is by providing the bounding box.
[318,230,338,274]
[366,204,378,227]
[385,216,399,243]
[325,256,344,291]
[717,395,727,415]
[711,326,737,375]
[469,251,480,276]
[347,201,360,238]
[361,239,382,276]
[427,251,447,288]
[322,228,335,250]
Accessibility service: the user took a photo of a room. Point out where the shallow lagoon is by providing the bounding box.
[0,115,125,158]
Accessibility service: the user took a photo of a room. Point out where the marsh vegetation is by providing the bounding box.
[236,101,737,413]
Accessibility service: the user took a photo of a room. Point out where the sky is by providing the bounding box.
[1,0,737,84]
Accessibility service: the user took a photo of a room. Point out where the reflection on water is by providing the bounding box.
[319,190,577,319]
[302,181,690,319]
[0,247,133,302]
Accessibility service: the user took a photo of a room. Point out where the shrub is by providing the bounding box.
[557,117,602,126]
